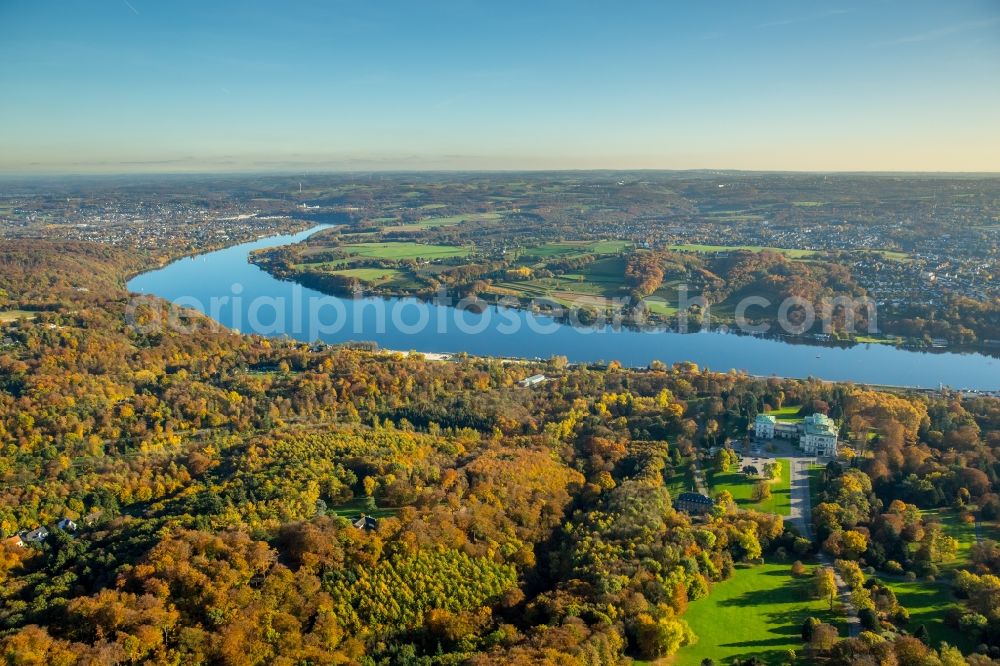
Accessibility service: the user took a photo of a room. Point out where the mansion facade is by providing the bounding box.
[754,412,839,457]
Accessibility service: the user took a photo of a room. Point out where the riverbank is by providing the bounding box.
[127,226,1000,391]
[250,241,999,360]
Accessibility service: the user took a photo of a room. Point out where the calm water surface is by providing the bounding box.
[128,226,999,390]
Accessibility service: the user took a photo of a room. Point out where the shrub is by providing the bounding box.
[858,607,879,631]
[943,605,965,628]
[802,616,821,642]
[808,623,839,652]
[960,613,988,636]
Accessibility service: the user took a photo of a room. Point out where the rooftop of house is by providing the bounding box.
[352,514,379,530]
[803,412,837,436]
[21,527,49,542]
[675,492,714,505]
[755,414,777,424]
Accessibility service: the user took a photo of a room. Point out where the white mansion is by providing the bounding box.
[754,412,839,457]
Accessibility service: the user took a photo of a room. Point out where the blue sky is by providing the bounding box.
[1,0,998,172]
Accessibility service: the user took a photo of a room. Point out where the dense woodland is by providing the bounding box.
[0,234,999,665]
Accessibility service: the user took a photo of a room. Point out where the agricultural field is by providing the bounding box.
[385,211,501,231]
[520,239,630,259]
[283,240,473,290]
[676,561,847,665]
[666,243,909,262]
[339,241,471,260]
[331,267,406,283]
[491,256,631,309]
[667,243,817,259]
[708,458,792,515]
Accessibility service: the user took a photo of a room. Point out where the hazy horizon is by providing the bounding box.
[3,167,1000,180]
[2,0,998,174]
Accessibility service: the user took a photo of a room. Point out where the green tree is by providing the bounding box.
[801,616,820,642]
[634,613,695,659]
[814,567,838,611]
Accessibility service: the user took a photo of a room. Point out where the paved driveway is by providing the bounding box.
[753,441,860,637]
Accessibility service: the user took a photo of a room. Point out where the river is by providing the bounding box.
[127,225,999,390]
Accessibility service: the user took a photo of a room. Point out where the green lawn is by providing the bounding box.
[708,458,792,515]
[665,462,697,500]
[643,297,678,316]
[808,464,825,513]
[881,580,970,652]
[920,508,1000,569]
[766,405,804,422]
[853,335,900,345]
[676,561,846,665]
[857,249,910,262]
[341,241,470,260]
[329,497,399,520]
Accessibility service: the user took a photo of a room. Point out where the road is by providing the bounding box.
[691,459,710,496]
[741,439,861,638]
[787,454,861,637]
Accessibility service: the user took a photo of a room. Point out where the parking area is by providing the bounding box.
[736,435,837,534]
